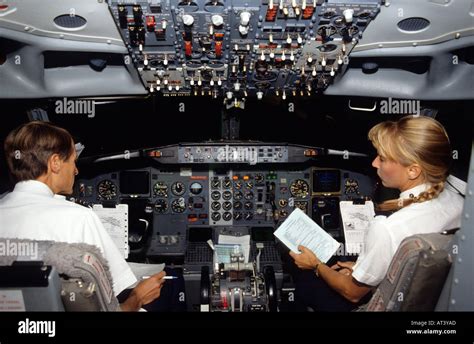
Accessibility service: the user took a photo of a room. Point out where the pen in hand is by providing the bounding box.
[141,275,178,280]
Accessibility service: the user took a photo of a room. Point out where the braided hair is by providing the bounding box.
[368,116,452,212]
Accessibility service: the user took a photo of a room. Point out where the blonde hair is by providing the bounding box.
[368,116,452,211]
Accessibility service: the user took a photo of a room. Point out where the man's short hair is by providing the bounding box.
[4,121,74,182]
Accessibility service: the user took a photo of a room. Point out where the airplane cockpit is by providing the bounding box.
[0,0,473,322]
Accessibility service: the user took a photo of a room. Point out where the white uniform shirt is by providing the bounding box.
[0,180,137,296]
[352,183,464,286]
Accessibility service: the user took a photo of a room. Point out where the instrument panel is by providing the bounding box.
[109,0,381,99]
[73,145,373,266]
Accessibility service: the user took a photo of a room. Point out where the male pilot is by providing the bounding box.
[0,121,166,311]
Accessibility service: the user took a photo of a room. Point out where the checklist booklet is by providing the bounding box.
[274,208,341,263]
[339,201,375,254]
[92,204,129,259]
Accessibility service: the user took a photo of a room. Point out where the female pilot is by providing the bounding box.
[290,115,464,311]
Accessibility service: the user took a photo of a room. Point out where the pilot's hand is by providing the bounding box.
[330,261,355,276]
[121,271,166,311]
[289,245,321,270]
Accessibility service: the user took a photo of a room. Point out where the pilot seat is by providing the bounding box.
[0,239,120,311]
[362,231,456,311]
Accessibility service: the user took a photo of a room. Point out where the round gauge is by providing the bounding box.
[233,191,243,200]
[189,182,203,195]
[171,181,186,196]
[339,25,359,37]
[211,201,221,211]
[222,190,232,200]
[154,199,168,214]
[223,179,232,189]
[322,10,336,19]
[171,198,186,213]
[317,25,337,37]
[211,191,221,200]
[357,10,371,19]
[254,173,264,185]
[97,180,117,200]
[153,182,168,197]
[244,191,254,200]
[211,212,221,221]
[290,179,310,198]
[344,179,359,194]
[222,212,232,221]
[295,201,308,212]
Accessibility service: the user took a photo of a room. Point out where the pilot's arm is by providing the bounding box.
[120,271,166,311]
[290,246,373,304]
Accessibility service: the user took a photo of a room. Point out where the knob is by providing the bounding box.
[302,0,307,10]
[257,91,263,100]
[269,33,273,43]
[312,67,316,76]
[286,34,292,44]
[297,34,303,44]
[162,20,167,30]
[226,91,233,99]
[282,90,286,100]
[281,50,286,61]
[343,9,354,24]
[269,0,274,10]
[321,57,326,67]
[330,67,335,76]
[239,25,249,35]
[269,50,275,59]
[234,82,240,91]
[212,14,224,27]
[240,11,251,26]
[290,50,295,61]
[183,14,194,26]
